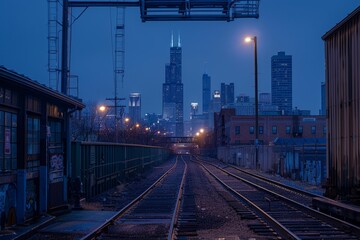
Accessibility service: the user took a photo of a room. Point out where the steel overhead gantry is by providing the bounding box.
[61,0,260,94]
[68,0,260,21]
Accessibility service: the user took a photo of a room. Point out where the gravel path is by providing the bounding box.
[189,160,270,240]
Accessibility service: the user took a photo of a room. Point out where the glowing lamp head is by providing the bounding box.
[200,128,204,133]
[99,105,106,112]
[196,132,200,136]
[245,37,252,43]
[125,118,130,122]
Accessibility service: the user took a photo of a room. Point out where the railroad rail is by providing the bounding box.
[81,155,188,239]
[195,156,360,239]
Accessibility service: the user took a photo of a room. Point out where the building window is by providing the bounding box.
[272,126,277,134]
[311,126,316,134]
[235,126,240,135]
[234,140,241,145]
[0,110,17,171]
[323,127,326,134]
[259,126,264,134]
[249,126,254,134]
[286,126,291,134]
[27,116,40,155]
[298,126,303,134]
[49,120,62,145]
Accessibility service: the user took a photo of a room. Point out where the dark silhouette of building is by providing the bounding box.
[162,34,183,136]
[0,66,84,225]
[202,73,211,114]
[221,82,234,106]
[271,51,292,114]
[322,6,360,200]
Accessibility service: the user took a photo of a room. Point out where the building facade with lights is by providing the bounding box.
[271,51,292,115]
[128,93,141,124]
[162,34,183,136]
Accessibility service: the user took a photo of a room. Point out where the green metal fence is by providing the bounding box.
[71,141,171,198]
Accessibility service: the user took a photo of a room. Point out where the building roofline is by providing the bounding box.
[322,6,360,40]
[0,66,85,110]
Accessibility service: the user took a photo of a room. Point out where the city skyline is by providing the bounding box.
[0,1,359,119]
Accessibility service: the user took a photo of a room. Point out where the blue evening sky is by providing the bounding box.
[0,1,359,118]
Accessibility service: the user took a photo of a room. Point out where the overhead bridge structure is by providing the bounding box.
[68,0,259,21]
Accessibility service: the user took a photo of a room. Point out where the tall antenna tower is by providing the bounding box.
[113,6,126,140]
[48,0,60,90]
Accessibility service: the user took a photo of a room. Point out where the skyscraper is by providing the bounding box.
[202,73,211,114]
[128,93,141,124]
[190,102,199,119]
[162,34,183,136]
[220,83,234,106]
[271,51,292,114]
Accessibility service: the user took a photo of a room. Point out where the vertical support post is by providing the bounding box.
[254,36,259,170]
[39,101,48,214]
[61,0,69,95]
[16,93,26,224]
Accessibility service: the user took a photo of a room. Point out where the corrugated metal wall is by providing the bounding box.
[324,9,360,198]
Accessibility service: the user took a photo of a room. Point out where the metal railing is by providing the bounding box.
[71,141,171,198]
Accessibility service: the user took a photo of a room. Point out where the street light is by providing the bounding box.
[245,36,259,170]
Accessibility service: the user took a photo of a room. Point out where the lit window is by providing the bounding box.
[272,126,277,134]
[311,126,316,134]
[286,126,291,134]
[249,126,254,134]
[259,126,264,134]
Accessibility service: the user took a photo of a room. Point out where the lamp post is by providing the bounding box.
[245,36,259,170]
[98,105,107,141]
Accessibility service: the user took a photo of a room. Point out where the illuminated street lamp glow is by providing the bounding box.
[125,117,130,122]
[245,37,252,43]
[196,132,200,136]
[200,128,204,133]
[99,105,106,112]
[135,123,140,128]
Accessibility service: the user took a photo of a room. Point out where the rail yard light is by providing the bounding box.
[245,35,259,170]
[99,105,106,112]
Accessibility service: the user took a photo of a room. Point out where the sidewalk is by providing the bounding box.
[0,210,117,240]
[0,214,55,240]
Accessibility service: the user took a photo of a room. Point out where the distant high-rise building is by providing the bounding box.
[221,83,234,106]
[129,93,141,124]
[259,93,271,105]
[162,34,183,136]
[202,73,211,114]
[208,90,222,128]
[190,102,199,119]
[320,82,326,115]
[271,51,292,114]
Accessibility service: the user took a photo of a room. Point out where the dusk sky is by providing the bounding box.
[1,1,359,119]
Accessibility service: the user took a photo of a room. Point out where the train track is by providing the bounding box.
[195,156,360,239]
[83,155,187,239]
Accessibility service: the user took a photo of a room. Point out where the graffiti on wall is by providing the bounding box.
[25,179,37,219]
[49,154,64,183]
